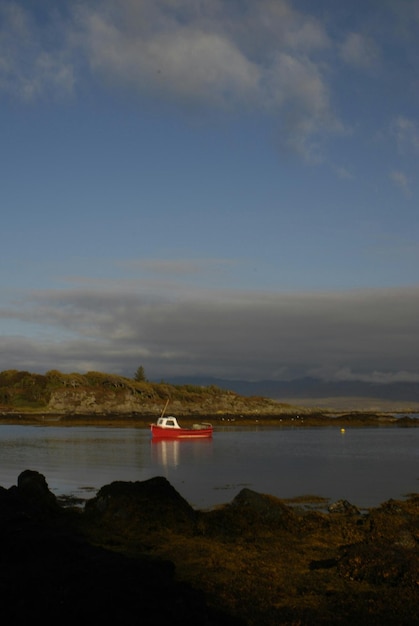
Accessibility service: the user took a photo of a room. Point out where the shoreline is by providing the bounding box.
[4,469,419,625]
[0,410,417,428]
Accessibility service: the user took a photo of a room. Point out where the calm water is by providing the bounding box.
[0,424,418,509]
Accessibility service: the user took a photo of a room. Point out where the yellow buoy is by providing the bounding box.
[341,428,346,433]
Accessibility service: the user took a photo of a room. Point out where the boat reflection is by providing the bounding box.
[151,438,213,469]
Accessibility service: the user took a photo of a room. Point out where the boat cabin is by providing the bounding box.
[156,416,181,429]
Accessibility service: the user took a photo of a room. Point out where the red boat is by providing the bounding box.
[150,416,213,439]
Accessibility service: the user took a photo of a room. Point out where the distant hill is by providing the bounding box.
[0,369,290,416]
[160,376,419,403]
[2,369,418,415]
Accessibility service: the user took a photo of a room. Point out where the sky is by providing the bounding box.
[0,0,418,385]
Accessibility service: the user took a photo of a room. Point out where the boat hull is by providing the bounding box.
[150,424,213,439]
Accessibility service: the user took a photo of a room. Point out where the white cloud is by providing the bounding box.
[83,13,260,107]
[3,0,418,169]
[1,1,417,188]
[76,0,341,159]
[0,0,346,160]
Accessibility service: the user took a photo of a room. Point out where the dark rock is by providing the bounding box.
[85,476,197,532]
[396,416,418,426]
[3,471,419,625]
[230,488,296,527]
[201,488,300,540]
[328,499,360,515]
[0,472,241,625]
[379,499,405,514]
[0,469,60,532]
[309,557,339,570]
[16,469,60,517]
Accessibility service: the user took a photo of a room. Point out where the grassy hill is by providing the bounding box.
[0,369,293,417]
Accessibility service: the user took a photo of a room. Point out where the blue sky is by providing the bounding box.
[1,0,418,384]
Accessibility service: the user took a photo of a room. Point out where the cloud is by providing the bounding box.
[389,170,410,196]
[83,15,260,108]
[339,32,380,70]
[1,282,418,383]
[77,0,340,160]
[391,116,419,154]
[119,257,239,277]
[0,2,75,100]
[324,367,419,384]
[0,0,342,161]
[334,166,353,180]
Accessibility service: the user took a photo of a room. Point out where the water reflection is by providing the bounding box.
[0,425,418,509]
[151,438,213,469]
[151,439,181,468]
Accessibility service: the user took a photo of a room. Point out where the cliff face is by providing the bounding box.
[46,387,286,416]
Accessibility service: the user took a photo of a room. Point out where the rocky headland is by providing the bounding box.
[1,369,418,426]
[2,470,419,625]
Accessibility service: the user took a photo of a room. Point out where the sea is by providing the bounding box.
[0,420,418,510]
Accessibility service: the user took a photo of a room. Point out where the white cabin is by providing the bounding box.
[156,416,181,429]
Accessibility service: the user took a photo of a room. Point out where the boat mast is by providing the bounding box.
[160,398,169,418]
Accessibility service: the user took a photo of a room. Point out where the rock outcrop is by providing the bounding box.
[46,386,284,416]
[0,471,241,625]
[2,471,419,625]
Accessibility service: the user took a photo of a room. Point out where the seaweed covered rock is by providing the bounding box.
[3,472,419,625]
[231,488,298,527]
[200,488,300,540]
[85,475,197,532]
[338,541,419,586]
[328,499,361,516]
[0,472,242,626]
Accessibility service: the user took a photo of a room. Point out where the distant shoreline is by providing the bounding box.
[0,411,417,428]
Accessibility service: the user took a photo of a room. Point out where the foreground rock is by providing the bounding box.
[2,471,419,625]
[0,471,241,625]
[83,478,419,625]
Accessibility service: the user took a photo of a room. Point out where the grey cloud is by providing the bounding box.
[339,32,380,70]
[326,367,419,384]
[1,284,418,382]
[0,335,130,374]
